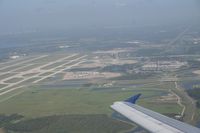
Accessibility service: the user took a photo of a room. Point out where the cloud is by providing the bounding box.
[0,0,4,5]
[195,0,200,9]
[115,2,127,7]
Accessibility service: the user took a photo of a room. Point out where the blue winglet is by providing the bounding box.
[125,94,141,104]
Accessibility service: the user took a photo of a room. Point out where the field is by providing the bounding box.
[0,86,177,117]
[2,114,133,133]
[0,81,183,133]
[0,51,197,133]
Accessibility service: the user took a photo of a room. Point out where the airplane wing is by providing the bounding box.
[110,94,200,133]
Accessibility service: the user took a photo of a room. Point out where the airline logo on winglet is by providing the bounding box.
[125,94,141,104]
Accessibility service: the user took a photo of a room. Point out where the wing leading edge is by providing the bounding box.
[111,94,200,133]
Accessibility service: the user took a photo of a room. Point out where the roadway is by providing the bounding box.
[173,75,197,124]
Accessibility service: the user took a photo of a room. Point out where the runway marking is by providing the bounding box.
[0,57,29,65]
[0,56,78,91]
[33,55,87,83]
[9,64,34,73]
[36,54,78,70]
[0,55,48,71]
[0,54,77,84]
[0,86,24,96]
[0,64,33,82]
[0,54,87,96]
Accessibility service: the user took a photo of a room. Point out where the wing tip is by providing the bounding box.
[125,93,142,104]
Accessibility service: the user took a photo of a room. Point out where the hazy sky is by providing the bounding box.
[0,0,199,34]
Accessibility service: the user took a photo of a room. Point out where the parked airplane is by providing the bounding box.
[111,94,200,133]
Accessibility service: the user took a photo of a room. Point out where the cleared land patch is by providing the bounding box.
[63,72,121,80]
[193,70,200,75]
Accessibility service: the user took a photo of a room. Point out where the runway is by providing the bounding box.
[0,54,87,98]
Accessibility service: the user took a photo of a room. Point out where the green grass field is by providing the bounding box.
[1,114,134,133]
[0,78,183,133]
[0,85,180,117]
